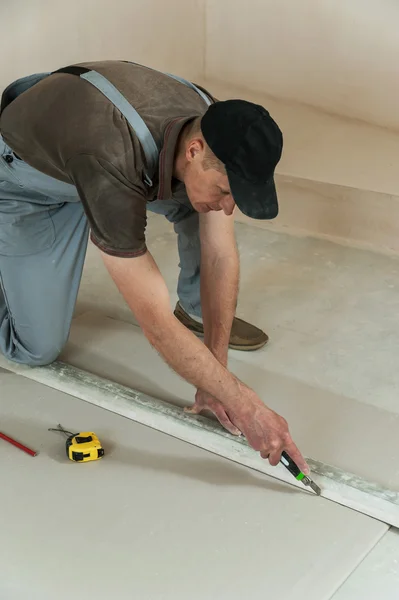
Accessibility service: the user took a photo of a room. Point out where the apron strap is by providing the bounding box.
[121,60,212,108]
[165,73,212,107]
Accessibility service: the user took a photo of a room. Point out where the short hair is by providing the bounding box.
[188,117,226,174]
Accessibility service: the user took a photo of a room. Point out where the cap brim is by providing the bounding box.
[227,170,279,220]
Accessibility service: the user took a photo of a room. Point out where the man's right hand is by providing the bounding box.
[232,393,309,474]
[186,388,309,474]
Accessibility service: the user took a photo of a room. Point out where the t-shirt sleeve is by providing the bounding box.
[65,153,148,257]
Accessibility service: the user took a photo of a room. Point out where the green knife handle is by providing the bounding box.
[280,451,305,481]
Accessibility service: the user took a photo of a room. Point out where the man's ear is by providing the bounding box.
[186,138,205,162]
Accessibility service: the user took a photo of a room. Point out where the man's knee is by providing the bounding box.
[4,342,63,367]
[24,346,62,367]
[0,308,67,366]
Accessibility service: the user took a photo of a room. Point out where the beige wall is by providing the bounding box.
[1,0,205,90]
[3,0,399,130]
[2,0,398,253]
[205,0,399,130]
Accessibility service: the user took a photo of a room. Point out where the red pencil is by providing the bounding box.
[0,431,37,457]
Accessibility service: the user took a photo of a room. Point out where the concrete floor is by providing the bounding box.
[2,215,399,597]
[76,214,399,598]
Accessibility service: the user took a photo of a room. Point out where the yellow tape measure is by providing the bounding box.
[49,424,105,462]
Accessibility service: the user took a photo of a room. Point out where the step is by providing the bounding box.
[198,79,399,254]
[240,175,399,255]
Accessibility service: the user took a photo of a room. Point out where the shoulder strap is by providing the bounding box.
[164,73,212,107]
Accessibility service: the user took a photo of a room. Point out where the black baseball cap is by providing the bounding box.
[201,99,283,219]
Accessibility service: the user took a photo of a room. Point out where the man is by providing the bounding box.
[0,60,308,473]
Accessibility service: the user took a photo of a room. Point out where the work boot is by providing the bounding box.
[174,302,269,351]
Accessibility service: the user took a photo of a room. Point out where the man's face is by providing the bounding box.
[182,141,236,216]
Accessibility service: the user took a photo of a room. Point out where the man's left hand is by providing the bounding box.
[185,389,242,436]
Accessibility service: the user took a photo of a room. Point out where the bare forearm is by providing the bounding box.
[143,313,246,409]
[199,211,239,366]
[101,250,250,412]
[201,249,239,366]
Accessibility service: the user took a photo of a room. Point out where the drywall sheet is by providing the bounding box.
[0,370,386,600]
[62,312,399,494]
[332,528,399,599]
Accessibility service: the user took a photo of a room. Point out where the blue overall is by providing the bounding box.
[0,68,211,365]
